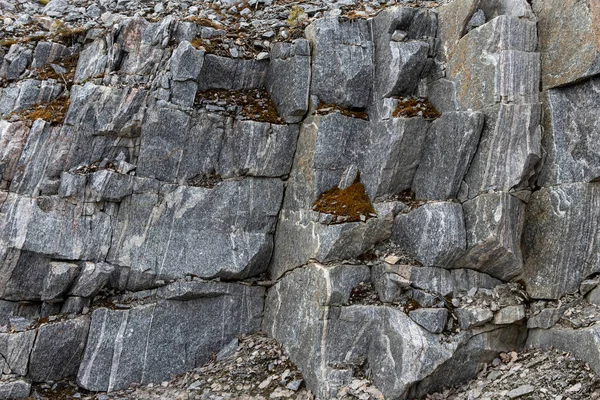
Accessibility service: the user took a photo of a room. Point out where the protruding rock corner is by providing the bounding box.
[0,0,600,398]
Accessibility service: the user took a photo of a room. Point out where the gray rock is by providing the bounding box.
[408,308,448,333]
[0,250,52,301]
[412,111,484,200]
[0,45,32,81]
[269,203,396,280]
[466,9,485,32]
[457,192,525,281]
[0,300,39,328]
[392,202,466,269]
[527,326,600,375]
[305,17,373,109]
[85,170,134,203]
[464,103,541,198]
[371,263,411,303]
[170,41,204,82]
[0,330,36,375]
[372,7,436,104]
[29,316,90,382]
[31,41,72,68]
[77,283,263,391]
[197,55,268,90]
[493,305,525,325]
[455,308,494,330]
[507,385,535,399]
[446,16,538,110]
[263,263,461,399]
[538,78,600,186]
[363,117,430,200]
[532,0,600,89]
[267,40,310,123]
[74,38,108,83]
[522,183,600,299]
[587,286,600,307]
[108,179,283,281]
[41,262,79,302]
[527,308,564,329]
[69,262,114,298]
[137,106,298,182]
[0,121,29,188]
[61,297,90,314]
[0,80,63,117]
[0,378,31,399]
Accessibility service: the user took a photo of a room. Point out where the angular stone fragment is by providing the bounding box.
[538,78,600,186]
[1,194,112,262]
[458,192,525,281]
[527,308,564,329]
[408,308,448,333]
[0,44,32,81]
[0,121,29,189]
[305,17,373,109]
[0,250,52,301]
[532,0,600,89]
[392,202,466,268]
[68,262,114,298]
[41,262,79,302]
[464,104,541,198]
[0,378,31,399]
[269,203,396,280]
[493,305,525,325]
[412,111,484,200]
[0,300,39,328]
[446,16,538,110]
[8,120,67,196]
[455,307,494,330]
[197,55,268,90]
[170,41,204,82]
[29,316,90,382]
[527,326,600,375]
[61,297,90,314]
[31,41,72,68]
[363,117,430,200]
[0,330,36,376]
[0,80,63,117]
[267,40,310,123]
[137,106,298,182]
[74,38,108,82]
[522,183,600,299]
[77,283,264,391]
[85,170,134,202]
[108,179,283,281]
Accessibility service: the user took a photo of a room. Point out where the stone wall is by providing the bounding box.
[0,0,599,398]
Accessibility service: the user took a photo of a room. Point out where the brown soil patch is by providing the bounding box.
[393,96,441,120]
[316,103,369,120]
[195,88,285,124]
[312,181,376,224]
[12,95,70,125]
[35,54,78,88]
[188,170,223,188]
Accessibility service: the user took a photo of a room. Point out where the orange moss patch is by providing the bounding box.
[195,88,284,124]
[316,103,369,120]
[35,54,78,88]
[312,181,376,224]
[395,189,428,210]
[13,96,71,125]
[52,24,86,45]
[393,96,441,120]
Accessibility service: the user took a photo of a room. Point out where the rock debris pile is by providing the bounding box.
[1,0,600,398]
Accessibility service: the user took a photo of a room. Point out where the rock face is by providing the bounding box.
[0,0,598,398]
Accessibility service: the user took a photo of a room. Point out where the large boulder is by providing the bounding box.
[77,282,264,391]
[457,192,525,281]
[522,183,600,299]
[108,178,283,281]
[29,316,90,382]
[464,103,541,198]
[392,202,466,269]
[267,40,311,124]
[412,111,484,200]
[537,78,600,186]
[532,0,600,89]
[305,17,373,109]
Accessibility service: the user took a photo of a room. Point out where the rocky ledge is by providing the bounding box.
[1,0,600,398]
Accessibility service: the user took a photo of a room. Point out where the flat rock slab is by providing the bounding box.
[108,178,283,281]
[522,182,600,299]
[77,282,264,392]
[392,202,466,269]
